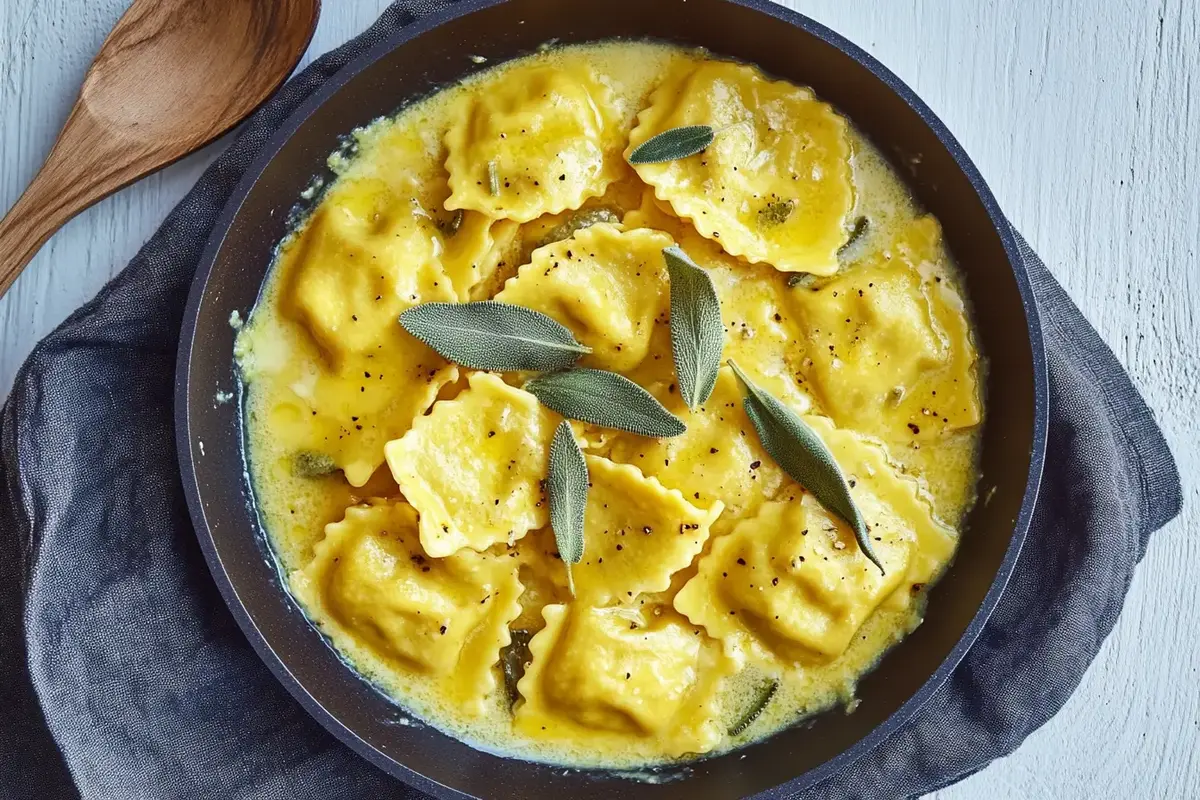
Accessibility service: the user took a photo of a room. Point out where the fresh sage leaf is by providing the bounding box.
[292,450,336,478]
[728,679,779,736]
[548,421,588,595]
[500,629,534,711]
[400,301,590,372]
[728,360,884,574]
[628,125,715,164]
[538,207,621,249]
[664,246,723,409]
[488,160,500,196]
[525,369,686,438]
[838,216,870,255]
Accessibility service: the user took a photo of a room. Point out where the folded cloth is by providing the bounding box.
[0,2,1181,799]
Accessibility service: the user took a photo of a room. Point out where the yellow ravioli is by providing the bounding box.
[281,193,460,486]
[496,225,674,374]
[274,130,511,485]
[621,194,814,410]
[628,60,854,274]
[293,499,523,715]
[621,185,694,241]
[445,60,624,222]
[571,456,723,604]
[384,373,555,557]
[674,417,955,666]
[786,216,981,442]
[607,368,784,532]
[515,604,738,757]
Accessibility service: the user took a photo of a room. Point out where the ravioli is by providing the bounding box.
[607,368,785,531]
[674,417,956,666]
[515,604,739,756]
[571,456,723,604]
[271,195,461,486]
[786,216,981,442]
[445,60,623,222]
[384,373,555,557]
[628,60,854,274]
[293,499,523,714]
[496,224,674,374]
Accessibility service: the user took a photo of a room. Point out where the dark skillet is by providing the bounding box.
[175,0,1048,797]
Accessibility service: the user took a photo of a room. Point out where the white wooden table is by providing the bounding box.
[2,1,1196,797]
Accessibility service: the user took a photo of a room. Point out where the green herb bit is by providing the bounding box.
[838,216,870,255]
[500,629,534,711]
[437,210,464,238]
[758,199,796,228]
[292,451,336,478]
[488,161,500,196]
[628,125,716,165]
[787,273,819,289]
[548,421,588,595]
[664,246,723,409]
[728,679,779,736]
[728,359,884,574]
[538,208,621,250]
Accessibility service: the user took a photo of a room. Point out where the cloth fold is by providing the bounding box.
[0,2,1181,799]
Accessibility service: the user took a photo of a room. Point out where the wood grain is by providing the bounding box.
[0,0,318,298]
[0,1,1196,797]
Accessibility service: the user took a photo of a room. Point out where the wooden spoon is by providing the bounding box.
[0,0,321,299]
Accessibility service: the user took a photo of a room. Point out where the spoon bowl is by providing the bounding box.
[0,0,321,299]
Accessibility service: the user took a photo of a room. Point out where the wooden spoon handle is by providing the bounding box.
[0,108,133,299]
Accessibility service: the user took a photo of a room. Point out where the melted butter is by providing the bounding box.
[236,39,983,770]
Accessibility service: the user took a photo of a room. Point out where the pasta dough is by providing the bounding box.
[384,373,555,557]
[292,499,523,714]
[569,455,723,604]
[445,61,624,222]
[495,224,674,374]
[674,417,955,667]
[787,216,981,442]
[514,603,737,756]
[628,60,855,275]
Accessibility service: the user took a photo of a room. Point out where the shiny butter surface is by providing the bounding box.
[236,40,983,770]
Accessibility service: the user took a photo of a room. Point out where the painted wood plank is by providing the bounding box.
[0,1,1195,796]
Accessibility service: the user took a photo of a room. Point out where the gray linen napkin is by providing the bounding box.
[0,2,1181,798]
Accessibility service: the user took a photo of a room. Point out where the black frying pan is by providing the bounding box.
[175,1,1048,797]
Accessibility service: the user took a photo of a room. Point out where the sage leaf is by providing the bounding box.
[525,369,686,438]
[548,421,588,595]
[628,125,715,164]
[728,360,884,574]
[838,216,870,255]
[400,301,590,372]
[539,207,620,249]
[664,246,723,409]
[728,679,779,736]
[500,629,534,711]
